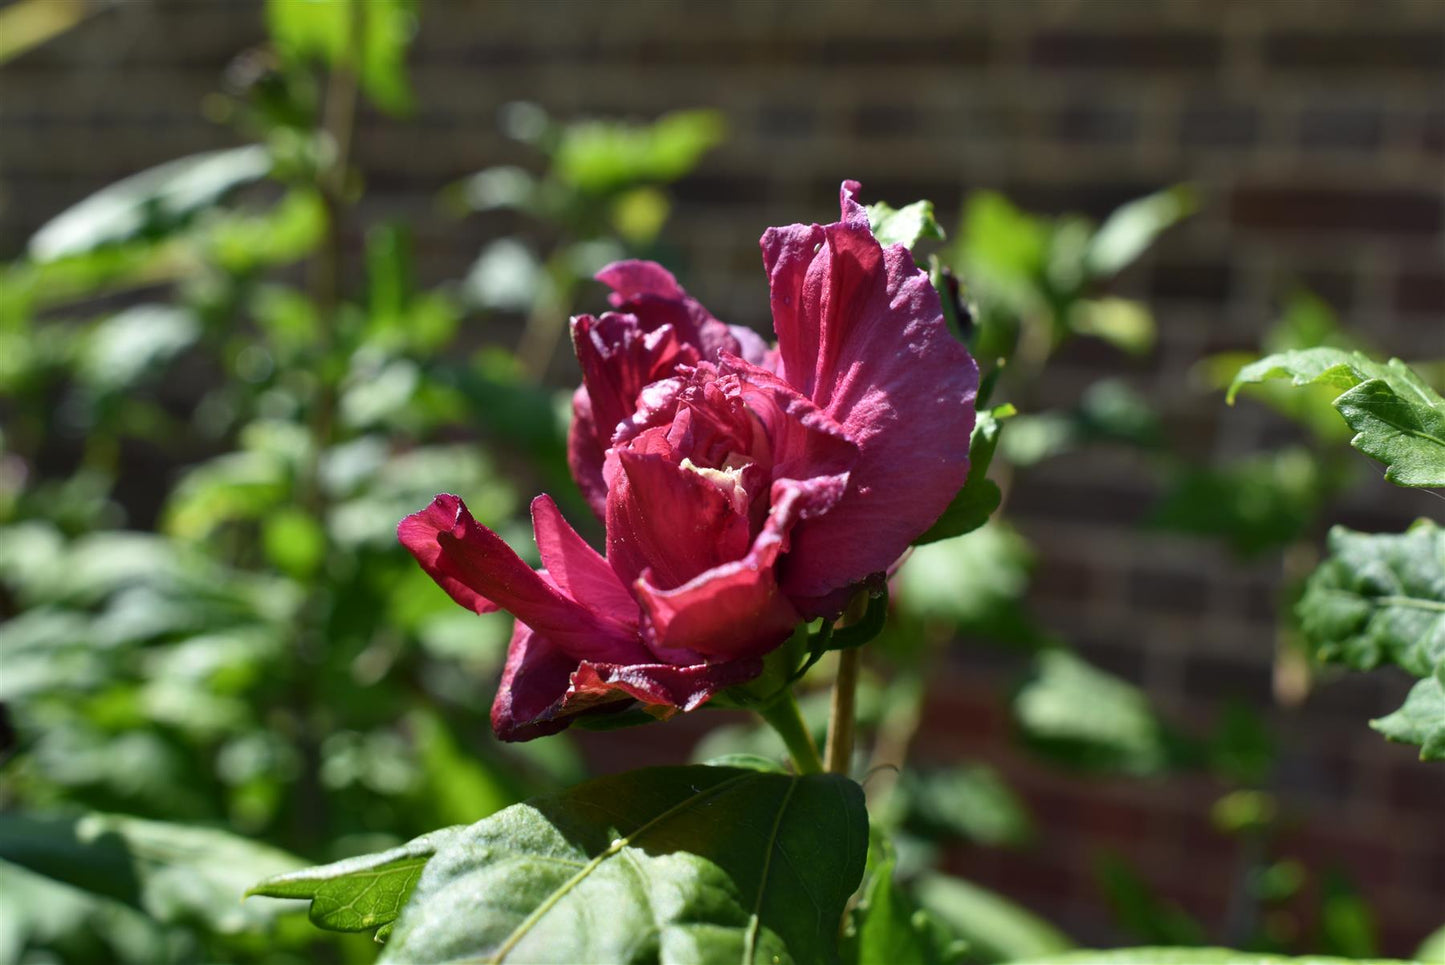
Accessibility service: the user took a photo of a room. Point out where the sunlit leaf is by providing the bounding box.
[248,827,466,938]
[1069,298,1154,355]
[267,0,417,114]
[553,110,726,194]
[317,765,867,964]
[79,305,200,393]
[844,851,965,965]
[28,147,272,261]
[1298,520,1445,759]
[1083,184,1196,279]
[1230,349,1445,486]
[868,200,946,252]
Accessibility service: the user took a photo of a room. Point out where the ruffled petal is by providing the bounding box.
[597,259,739,361]
[566,384,609,519]
[763,182,979,600]
[398,494,646,663]
[633,485,805,659]
[604,444,753,591]
[530,494,637,628]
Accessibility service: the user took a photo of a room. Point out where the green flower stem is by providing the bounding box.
[756,690,823,775]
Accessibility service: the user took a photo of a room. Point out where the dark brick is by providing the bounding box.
[1148,260,1233,305]
[756,104,816,139]
[1053,103,1137,144]
[1008,479,1156,527]
[1128,565,1207,617]
[852,103,923,138]
[1180,99,1258,149]
[1395,270,1445,315]
[1424,108,1445,155]
[1231,185,1443,236]
[1299,105,1384,152]
[1029,555,1093,605]
[1181,652,1274,705]
[1265,31,1445,72]
[1031,30,1221,71]
[820,35,990,68]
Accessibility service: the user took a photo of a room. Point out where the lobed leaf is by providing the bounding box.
[1229,349,1445,486]
[867,200,946,252]
[1298,521,1445,759]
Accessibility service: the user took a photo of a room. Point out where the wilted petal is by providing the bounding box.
[567,657,764,715]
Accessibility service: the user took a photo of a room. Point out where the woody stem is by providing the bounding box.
[756,690,823,775]
[824,647,860,775]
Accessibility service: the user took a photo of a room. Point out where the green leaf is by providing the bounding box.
[267,0,417,114]
[373,765,867,964]
[1069,298,1155,355]
[1015,651,1171,775]
[1418,921,1445,963]
[0,812,304,933]
[1229,349,1445,486]
[912,872,1073,964]
[247,826,466,938]
[844,855,964,965]
[1298,521,1445,759]
[915,405,1011,545]
[1299,521,1444,678]
[553,110,726,194]
[79,305,200,393]
[1083,184,1196,279]
[28,146,272,261]
[867,200,946,251]
[894,765,1033,848]
[1009,951,1414,964]
[1370,675,1445,760]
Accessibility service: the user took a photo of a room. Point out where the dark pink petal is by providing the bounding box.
[490,622,587,741]
[761,182,978,600]
[530,494,637,629]
[489,621,763,741]
[634,485,805,659]
[596,260,739,361]
[566,385,609,519]
[398,494,646,663]
[604,446,752,590]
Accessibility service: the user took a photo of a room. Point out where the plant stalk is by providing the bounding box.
[824,647,861,775]
[756,691,822,775]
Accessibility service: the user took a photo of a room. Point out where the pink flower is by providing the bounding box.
[400,182,977,740]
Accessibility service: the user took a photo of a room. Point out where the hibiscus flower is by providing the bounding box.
[400,181,978,740]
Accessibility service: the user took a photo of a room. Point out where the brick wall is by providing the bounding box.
[3,0,1443,955]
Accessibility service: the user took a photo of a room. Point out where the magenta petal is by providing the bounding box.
[765,182,979,599]
[634,485,804,659]
[490,622,586,741]
[566,384,609,519]
[530,494,637,627]
[398,494,645,663]
[596,259,739,361]
[605,447,752,590]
